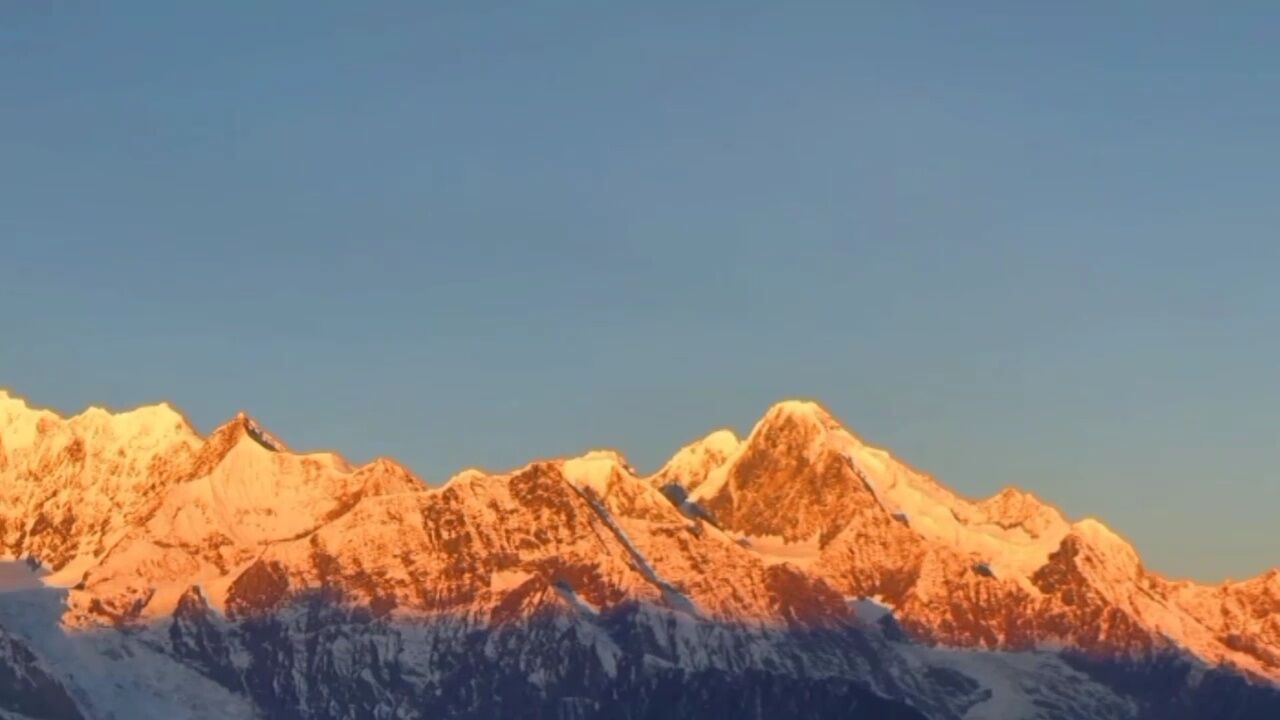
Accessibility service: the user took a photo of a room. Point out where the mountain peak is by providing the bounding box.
[687,400,881,542]
[355,456,425,495]
[977,486,1067,535]
[1069,517,1143,578]
[990,485,1032,501]
[747,399,853,451]
[362,455,413,475]
[232,412,288,452]
[649,429,741,494]
[0,388,25,408]
[702,427,741,447]
[443,466,492,487]
[198,412,289,468]
[1073,517,1124,543]
[2,392,196,462]
[69,401,194,439]
[1073,517,1131,548]
[757,399,838,428]
[562,449,633,497]
[0,388,57,427]
[573,448,631,464]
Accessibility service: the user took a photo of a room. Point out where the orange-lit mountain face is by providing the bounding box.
[1,387,1278,720]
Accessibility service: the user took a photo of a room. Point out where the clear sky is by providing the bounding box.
[2,3,1277,581]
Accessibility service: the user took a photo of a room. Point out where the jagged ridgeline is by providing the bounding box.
[0,389,1278,719]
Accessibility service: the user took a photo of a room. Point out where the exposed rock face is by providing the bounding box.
[1,388,1279,719]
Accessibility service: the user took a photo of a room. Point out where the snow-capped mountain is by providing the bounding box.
[0,388,1277,719]
[681,400,1280,680]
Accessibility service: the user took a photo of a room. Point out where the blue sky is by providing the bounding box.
[2,3,1277,581]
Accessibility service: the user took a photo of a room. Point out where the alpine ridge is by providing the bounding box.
[0,387,1277,720]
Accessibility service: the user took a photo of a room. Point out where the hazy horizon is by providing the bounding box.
[5,3,1278,582]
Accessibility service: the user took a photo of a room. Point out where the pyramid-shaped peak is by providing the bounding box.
[242,414,287,452]
[1070,517,1142,573]
[992,486,1031,500]
[356,456,425,494]
[209,411,288,453]
[745,399,852,451]
[976,486,1069,540]
[362,456,415,476]
[980,486,1053,514]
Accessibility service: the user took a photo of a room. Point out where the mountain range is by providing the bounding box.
[0,387,1277,719]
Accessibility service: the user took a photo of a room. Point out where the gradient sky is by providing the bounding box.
[3,3,1277,581]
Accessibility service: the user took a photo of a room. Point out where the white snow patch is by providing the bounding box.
[42,555,98,588]
[490,570,533,593]
[737,533,822,569]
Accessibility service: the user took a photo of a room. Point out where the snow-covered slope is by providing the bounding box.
[62,413,424,625]
[0,582,257,720]
[0,615,84,720]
